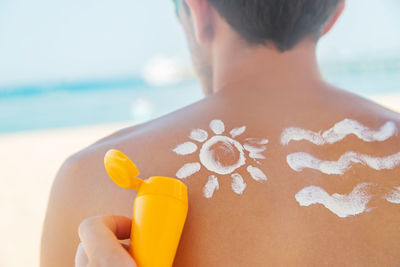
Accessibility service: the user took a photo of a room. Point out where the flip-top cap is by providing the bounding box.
[104,149,143,190]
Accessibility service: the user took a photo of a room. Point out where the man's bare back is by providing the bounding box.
[40,1,400,266]
[41,80,400,266]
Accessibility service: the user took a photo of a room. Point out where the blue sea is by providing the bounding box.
[1,59,399,134]
[0,79,204,134]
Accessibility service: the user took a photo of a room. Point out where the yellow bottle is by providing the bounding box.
[104,149,188,267]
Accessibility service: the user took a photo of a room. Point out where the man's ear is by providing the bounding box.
[184,0,215,44]
[322,0,346,36]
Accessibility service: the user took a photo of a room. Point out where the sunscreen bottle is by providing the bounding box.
[104,149,188,267]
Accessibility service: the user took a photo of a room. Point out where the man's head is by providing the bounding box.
[175,0,345,94]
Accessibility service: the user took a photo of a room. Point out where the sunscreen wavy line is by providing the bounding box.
[295,183,375,218]
[281,119,397,145]
[287,151,400,175]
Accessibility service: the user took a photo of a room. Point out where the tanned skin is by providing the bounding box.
[41,0,400,266]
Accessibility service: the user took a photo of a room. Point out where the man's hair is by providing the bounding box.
[207,0,342,51]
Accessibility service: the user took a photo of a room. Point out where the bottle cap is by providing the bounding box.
[104,149,143,190]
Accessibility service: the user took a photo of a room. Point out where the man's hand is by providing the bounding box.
[75,216,136,267]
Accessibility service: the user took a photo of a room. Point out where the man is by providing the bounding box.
[41,0,400,266]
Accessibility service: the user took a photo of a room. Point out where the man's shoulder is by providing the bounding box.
[64,100,211,179]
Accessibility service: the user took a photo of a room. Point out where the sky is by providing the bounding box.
[318,0,400,61]
[0,0,399,88]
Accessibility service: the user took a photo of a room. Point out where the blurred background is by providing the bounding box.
[0,0,399,266]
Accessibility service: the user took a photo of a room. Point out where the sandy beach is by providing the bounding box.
[370,93,400,113]
[0,95,398,267]
[0,122,131,267]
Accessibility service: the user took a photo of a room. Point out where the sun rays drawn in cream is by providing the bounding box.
[173,119,269,198]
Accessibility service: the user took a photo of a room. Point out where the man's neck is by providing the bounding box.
[211,39,323,94]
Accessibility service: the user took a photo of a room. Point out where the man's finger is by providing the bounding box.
[75,243,88,267]
[78,216,135,266]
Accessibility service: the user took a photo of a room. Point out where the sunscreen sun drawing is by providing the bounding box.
[173,119,269,198]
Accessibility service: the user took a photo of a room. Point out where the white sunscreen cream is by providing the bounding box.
[384,187,400,204]
[231,173,247,195]
[230,126,247,138]
[173,142,198,155]
[247,165,267,182]
[176,162,201,179]
[281,119,397,146]
[203,175,220,199]
[295,183,375,218]
[173,119,268,198]
[210,119,225,135]
[189,129,208,142]
[287,151,400,175]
